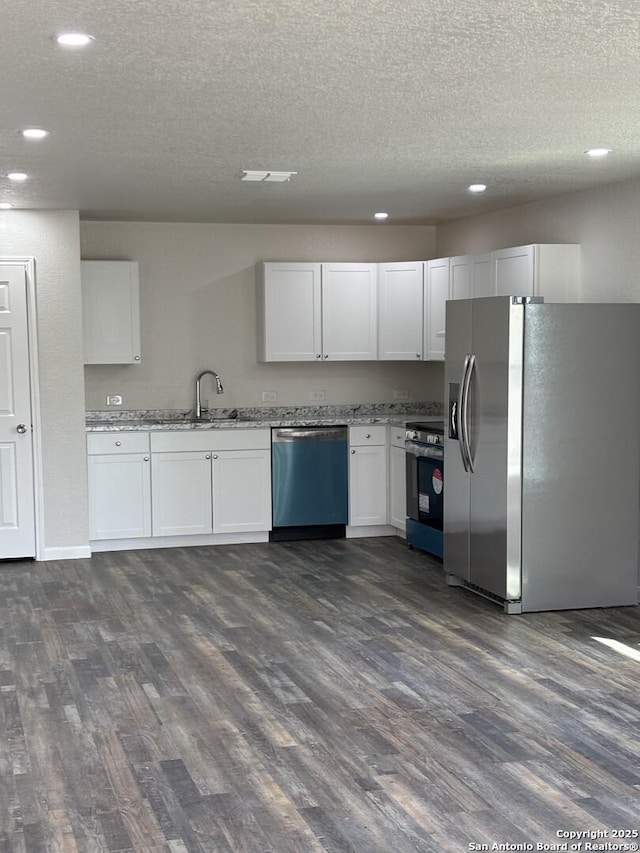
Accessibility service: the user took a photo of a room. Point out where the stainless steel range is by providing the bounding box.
[405,421,444,558]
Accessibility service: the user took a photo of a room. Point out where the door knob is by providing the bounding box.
[16,424,27,434]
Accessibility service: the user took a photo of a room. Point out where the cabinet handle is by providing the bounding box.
[205,454,211,460]
[213,454,218,459]
[351,449,356,454]
[144,456,149,462]
[416,353,421,358]
[134,355,141,361]
[366,433,371,439]
[115,441,121,446]
[316,354,321,359]
[323,354,328,359]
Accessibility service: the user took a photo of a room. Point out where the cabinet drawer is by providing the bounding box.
[389,425,406,448]
[87,432,150,455]
[349,425,387,446]
[150,428,270,453]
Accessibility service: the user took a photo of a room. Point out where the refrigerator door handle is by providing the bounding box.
[461,353,476,473]
[458,355,471,472]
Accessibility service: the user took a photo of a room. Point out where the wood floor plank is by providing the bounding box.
[0,537,639,850]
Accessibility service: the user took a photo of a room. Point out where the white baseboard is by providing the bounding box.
[346,524,396,538]
[90,531,270,553]
[38,545,92,561]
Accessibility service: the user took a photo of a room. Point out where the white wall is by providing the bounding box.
[436,176,640,303]
[80,222,441,410]
[0,210,88,554]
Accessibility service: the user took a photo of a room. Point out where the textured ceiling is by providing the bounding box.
[1,0,640,224]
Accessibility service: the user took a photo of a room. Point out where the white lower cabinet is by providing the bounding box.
[88,453,151,539]
[212,449,271,534]
[388,425,407,533]
[152,451,213,536]
[88,429,271,549]
[348,426,388,527]
[87,432,151,540]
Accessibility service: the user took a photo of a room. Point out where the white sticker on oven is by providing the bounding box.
[419,493,430,513]
[432,468,443,495]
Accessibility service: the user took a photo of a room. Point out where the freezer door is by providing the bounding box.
[444,299,472,581]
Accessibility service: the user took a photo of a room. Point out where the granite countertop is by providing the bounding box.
[85,403,444,432]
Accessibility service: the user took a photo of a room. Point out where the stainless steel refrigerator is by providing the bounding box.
[444,296,640,613]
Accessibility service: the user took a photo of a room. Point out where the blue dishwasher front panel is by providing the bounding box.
[272,428,348,527]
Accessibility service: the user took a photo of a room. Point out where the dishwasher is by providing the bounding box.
[271,426,349,541]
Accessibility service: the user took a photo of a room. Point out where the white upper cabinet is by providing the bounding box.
[492,244,580,301]
[470,253,492,297]
[450,255,472,300]
[425,258,450,362]
[378,261,424,360]
[257,262,377,362]
[450,253,492,300]
[321,263,378,360]
[81,260,141,364]
[256,245,580,364]
[257,262,322,361]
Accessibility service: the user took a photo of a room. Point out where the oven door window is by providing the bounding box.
[417,456,443,529]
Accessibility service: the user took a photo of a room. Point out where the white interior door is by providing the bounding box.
[0,265,35,558]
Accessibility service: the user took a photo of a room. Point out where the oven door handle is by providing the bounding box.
[460,353,476,473]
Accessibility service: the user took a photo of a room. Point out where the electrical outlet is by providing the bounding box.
[262,391,278,402]
[106,395,123,406]
[310,390,326,402]
[393,389,409,401]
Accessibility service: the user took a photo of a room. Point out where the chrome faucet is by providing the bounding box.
[195,369,224,419]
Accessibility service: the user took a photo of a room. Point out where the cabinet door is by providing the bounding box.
[81,261,141,364]
[257,262,322,361]
[212,450,272,533]
[425,258,450,361]
[378,262,424,360]
[349,444,388,526]
[492,245,534,297]
[322,263,378,360]
[152,452,212,536]
[470,253,493,297]
[389,445,407,531]
[88,453,151,539]
[450,256,472,300]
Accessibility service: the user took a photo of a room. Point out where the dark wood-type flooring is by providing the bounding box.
[0,537,639,852]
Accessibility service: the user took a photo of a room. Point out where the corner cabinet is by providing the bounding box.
[81,260,141,364]
[450,254,492,300]
[257,262,377,361]
[424,258,450,361]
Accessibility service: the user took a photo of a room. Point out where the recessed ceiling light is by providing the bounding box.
[374,212,389,220]
[468,184,487,193]
[56,32,94,47]
[21,128,49,139]
[0,203,13,210]
[241,170,297,182]
[586,147,611,158]
[7,172,28,182]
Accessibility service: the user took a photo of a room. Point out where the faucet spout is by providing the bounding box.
[195,369,224,419]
